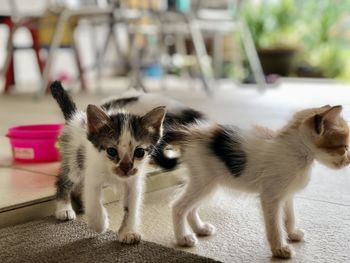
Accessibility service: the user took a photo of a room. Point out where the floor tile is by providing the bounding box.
[104,186,350,263]
[13,162,60,176]
[0,168,55,212]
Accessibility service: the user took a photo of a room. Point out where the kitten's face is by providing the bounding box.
[300,105,350,169]
[86,105,166,179]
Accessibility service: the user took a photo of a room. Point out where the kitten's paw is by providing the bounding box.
[177,233,198,247]
[87,214,109,234]
[271,245,295,259]
[195,223,216,236]
[55,209,76,221]
[288,229,305,242]
[118,232,142,244]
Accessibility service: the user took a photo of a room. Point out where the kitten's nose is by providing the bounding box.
[119,162,132,175]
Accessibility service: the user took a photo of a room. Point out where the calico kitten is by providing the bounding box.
[51,81,166,244]
[100,91,207,170]
[167,105,350,258]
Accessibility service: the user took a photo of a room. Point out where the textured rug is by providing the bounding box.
[0,217,220,263]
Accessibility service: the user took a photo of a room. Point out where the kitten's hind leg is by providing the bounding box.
[188,208,216,236]
[284,198,304,242]
[173,179,216,247]
[117,176,143,244]
[71,181,84,214]
[55,167,76,221]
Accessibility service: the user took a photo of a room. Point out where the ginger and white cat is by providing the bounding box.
[166,105,349,258]
[51,81,166,244]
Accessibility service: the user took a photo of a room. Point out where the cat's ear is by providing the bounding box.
[86,104,110,133]
[314,105,343,135]
[141,106,166,134]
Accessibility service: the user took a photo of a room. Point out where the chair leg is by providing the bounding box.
[237,18,266,91]
[175,32,193,90]
[127,33,147,92]
[72,37,87,92]
[29,28,45,74]
[213,32,223,79]
[2,20,15,93]
[4,55,15,93]
[39,11,69,97]
[185,14,214,95]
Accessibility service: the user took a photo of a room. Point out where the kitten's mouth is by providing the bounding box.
[113,167,138,177]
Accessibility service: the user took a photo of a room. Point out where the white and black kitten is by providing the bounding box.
[99,91,208,170]
[51,81,166,244]
[166,105,350,259]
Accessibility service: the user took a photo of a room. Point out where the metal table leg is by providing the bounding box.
[237,18,266,92]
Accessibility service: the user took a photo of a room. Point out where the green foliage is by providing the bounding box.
[243,0,350,79]
[243,0,298,48]
[296,0,350,78]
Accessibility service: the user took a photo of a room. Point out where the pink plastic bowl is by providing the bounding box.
[7,124,64,163]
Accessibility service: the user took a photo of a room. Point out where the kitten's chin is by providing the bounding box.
[112,167,138,178]
[318,160,347,170]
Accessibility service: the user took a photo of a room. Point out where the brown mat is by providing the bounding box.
[0,217,221,263]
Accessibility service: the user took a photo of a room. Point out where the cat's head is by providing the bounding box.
[297,105,350,169]
[86,104,166,179]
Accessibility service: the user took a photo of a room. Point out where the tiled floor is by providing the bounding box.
[1,78,350,262]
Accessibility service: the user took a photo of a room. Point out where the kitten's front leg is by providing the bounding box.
[261,196,294,259]
[117,176,143,244]
[84,178,109,233]
[284,198,304,242]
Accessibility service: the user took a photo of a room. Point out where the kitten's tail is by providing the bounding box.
[151,127,198,170]
[151,130,186,170]
[50,81,77,121]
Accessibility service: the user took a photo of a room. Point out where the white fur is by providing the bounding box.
[172,121,348,259]
[55,111,149,242]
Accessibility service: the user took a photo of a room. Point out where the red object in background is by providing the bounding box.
[7,124,64,163]
[1,16,45,93]
[1,16,86,93]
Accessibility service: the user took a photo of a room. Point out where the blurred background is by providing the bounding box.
[1,0,350,94]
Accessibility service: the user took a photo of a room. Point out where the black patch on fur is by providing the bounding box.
[87,124,113,151]
[76,146,85,170]
[87,112,161,155]
[210,126,246,177]
[151,108,206,170]
[71,191,84,213]
[87,113,127,151]
[101,97,139,111]
[50,81,77,121]
[151,138,179,170]
[163,108,204,127]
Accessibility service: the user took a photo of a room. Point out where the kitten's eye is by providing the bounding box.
[106,147,118,158]
[134,148,145,158]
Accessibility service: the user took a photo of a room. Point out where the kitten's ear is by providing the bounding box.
[323,105,342,122]
[314,105,343,135]
[86,104,110,133]
[321,104,331,110]
[141,106,166,134]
